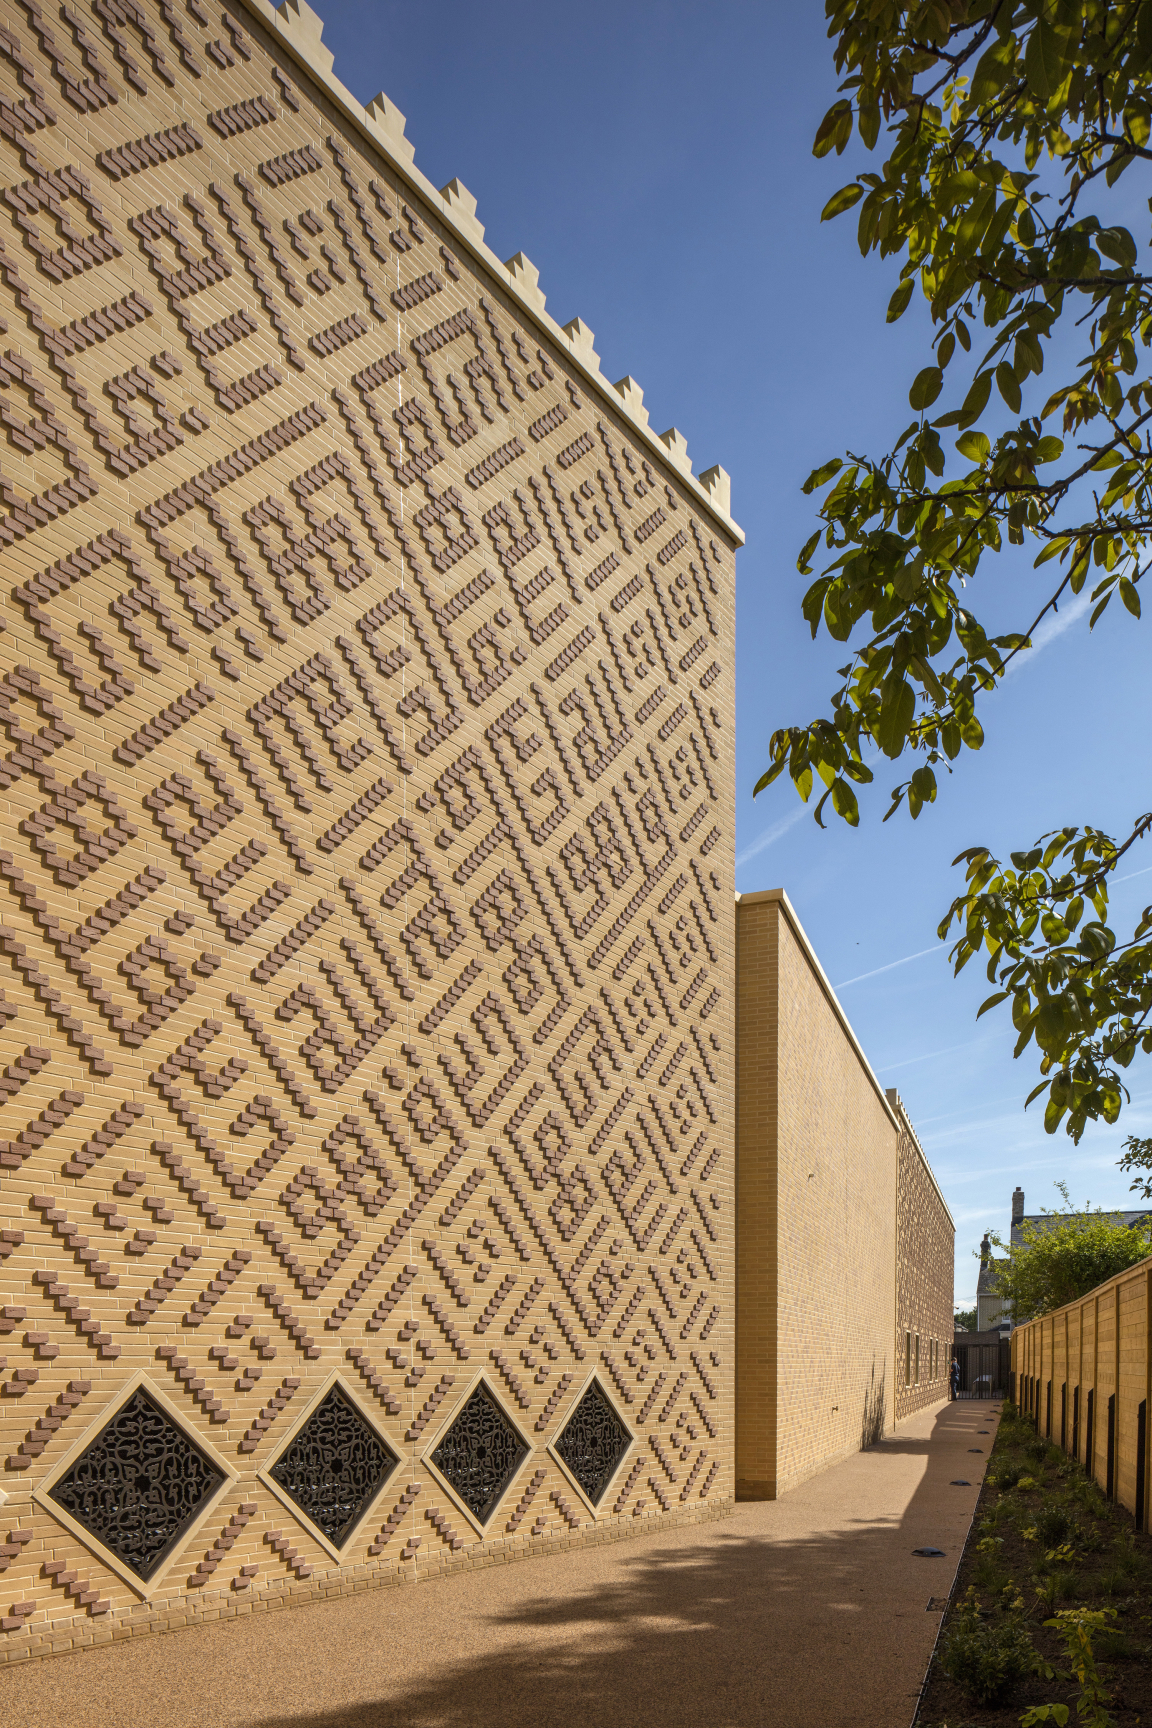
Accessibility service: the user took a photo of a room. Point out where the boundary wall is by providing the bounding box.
[735,890,953,1499]
[1013,1258,1152,1527]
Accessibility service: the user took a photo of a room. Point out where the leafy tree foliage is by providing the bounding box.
[954,1304,978,1329]
[1119,1130,1152,1193]
[987,1184,1152,1316]
[761,0,1152,1140]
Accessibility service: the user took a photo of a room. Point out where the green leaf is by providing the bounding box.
[909,366,944,411]
[970,36,1014,104]
[821,182,864,221]
[1024,18,1064,101]
[1034,436,1064,463]
[829,777,860,826]
[887,278,914,323]
[996,361,1022,413]
[1120,578,1142,618]
[958,371,993,429]
[813,99,852,159]
[1098,226,1137,269]
[858,102,880,150]
[1125,103,1151,150]
[977,991,1009,1018]
[797,530,820,574]
[955,429,990,463]
[802,458,843,495]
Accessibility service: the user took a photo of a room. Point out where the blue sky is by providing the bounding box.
[311,0,1152,1307]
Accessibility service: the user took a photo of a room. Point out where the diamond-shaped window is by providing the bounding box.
[48,1387,224,1581]
[269,1384,398,1548]
[554,1380,631,1505]
[430,1384,528,1524]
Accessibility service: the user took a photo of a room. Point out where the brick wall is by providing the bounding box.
[891,1091,954,1420]
[0,0,739,1661]
[735,892,953,1498]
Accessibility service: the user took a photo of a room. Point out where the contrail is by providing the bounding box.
[735,803,806,869]
[834,943,945,990]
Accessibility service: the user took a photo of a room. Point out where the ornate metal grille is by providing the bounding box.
[554,1381,631,1505]
[431,1384,528,1524]
[49,1387,224,1580]
[269,1384,397,1547]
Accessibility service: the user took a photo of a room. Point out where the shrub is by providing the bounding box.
[1094,1626,1129,1661]
[1097,1564,1130,1597]
[1067,1476,1110,1522]
[1036,1507,1072,1545]
[940,1589,1035,1704]
[1028,1437,1050,1463]
[1035,1569,1077,1612]
[992,1461,1025,1490]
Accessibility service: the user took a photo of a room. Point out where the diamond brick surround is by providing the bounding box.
[0,0,735,1660]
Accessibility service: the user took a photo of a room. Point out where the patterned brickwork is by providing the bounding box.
[891,1092,954,1420]
[0,0,736,1661]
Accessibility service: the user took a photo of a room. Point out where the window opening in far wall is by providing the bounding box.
[904,1332,911,1386]
[915,1335,920,1385]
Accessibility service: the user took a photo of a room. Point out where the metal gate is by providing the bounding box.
[953,1336,1011,1398]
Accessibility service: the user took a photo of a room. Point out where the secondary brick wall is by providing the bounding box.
[0,0,739,1662]
[892,1092,955,1420]
[735,891,953,1498]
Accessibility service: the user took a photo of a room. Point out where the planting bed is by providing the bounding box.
[919,1403,1152,1728]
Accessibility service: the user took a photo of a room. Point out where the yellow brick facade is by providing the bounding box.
[893,1093,955,1421]
[1013,1260,1152,1527]
[0,0,741,1661]
[735,891,953,1499]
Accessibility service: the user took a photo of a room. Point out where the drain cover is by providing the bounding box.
[967,1448,983,1453]
[950,1479,972,1486]
[913,1546,946,1557]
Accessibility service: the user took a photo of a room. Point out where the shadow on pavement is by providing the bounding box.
[0,1401,993,1728]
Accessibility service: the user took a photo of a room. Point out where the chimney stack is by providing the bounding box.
[1012,1186,1025,1225]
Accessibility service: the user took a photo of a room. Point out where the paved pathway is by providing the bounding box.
[0,1399,996,1728]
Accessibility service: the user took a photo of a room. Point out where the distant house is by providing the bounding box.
[976,1232,1011,1332]
[1009,1185,1152,1245]
[976,1186,1152,1331]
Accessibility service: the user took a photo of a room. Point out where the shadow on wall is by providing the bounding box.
[861,1360,886,1449]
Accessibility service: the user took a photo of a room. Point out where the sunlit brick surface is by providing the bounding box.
[0,0,736,1660]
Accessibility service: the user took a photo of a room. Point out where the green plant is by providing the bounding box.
[1096,1565,1130,1598]
[1093,1625,1130,1661]
[976,1555,1009,1593]
[993,1460,1025,1490]
[1028,1438,1051,1463]
[940,1587,1035,1704]
[1035,1568,1077,1612]
[988,1194,1152,1319]
[1067,1476,1110,1523]
[1025,1607,1118,1728]
[764,4,1152,1143]
[1037,1507,1073,1545]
